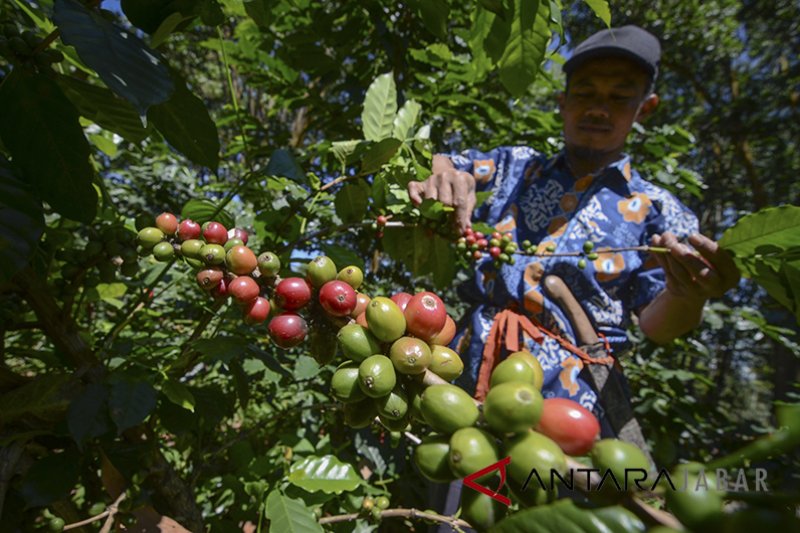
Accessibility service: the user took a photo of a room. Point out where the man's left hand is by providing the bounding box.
[651,232,740,302]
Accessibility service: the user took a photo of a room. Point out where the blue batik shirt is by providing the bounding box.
[448,146,699,415]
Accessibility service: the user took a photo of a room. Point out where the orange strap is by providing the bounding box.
[474,308,614,401]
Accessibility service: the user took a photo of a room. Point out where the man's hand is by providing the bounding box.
[650,232,740,302]
[407,155,477,233]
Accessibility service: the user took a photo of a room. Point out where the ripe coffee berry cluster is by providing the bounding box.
[136,212,286,327]
[456,228,518,266]
[268,256,367,352]
[331,288,463,432]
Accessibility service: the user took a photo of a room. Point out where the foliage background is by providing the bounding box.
[0,0,798,531]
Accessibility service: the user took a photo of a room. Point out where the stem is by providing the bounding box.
[280,221,405,255]
[63,491,126,531]
[514,246,671,258]
[318,507,472,529]
[98,260,175,356]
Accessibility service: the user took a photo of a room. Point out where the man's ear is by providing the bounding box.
[557,92,566,113]
[636,93,659,122]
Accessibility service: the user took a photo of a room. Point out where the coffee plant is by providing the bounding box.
[1,1,799,532]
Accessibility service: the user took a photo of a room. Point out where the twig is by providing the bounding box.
[514,246,671,258]
[318,507,472,529]
[63,491,126,531]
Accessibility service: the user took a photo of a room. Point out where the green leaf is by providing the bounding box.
[320,244,362,270]
[492,499,645,532]
[330,140,365,166]
[264,490,324,533]
[498,0,551,97]
[109,380,158,432]
[120,0,182,33]
[56,75,150,143]
[161,379,196,412]
[361,73,397,142]
[427,234,458,288]
[244,0,273,27]
[392,100,422,141]
[0,157,45,285]
[20,450,81,507]
[180,199,235,229]
[191,336,249,364]
[265,148,306,183]
[293,355,321,381]
[54,0,174,116]
[411,0,449,39]
[361,138,403,174]
[68,383,112,445]
[149,73,220,169]
[583,0,612,27]
[720,205,800,261]
[288,455,362,494]
[0,373,76,426]
[0,70,97,223]
[150,12,191,48]
[88,133,118,157]
[334,181,370,223]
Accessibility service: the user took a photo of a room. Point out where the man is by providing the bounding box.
[408,25,740,433]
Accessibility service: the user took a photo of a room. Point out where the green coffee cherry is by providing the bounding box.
[224,238,244,252]
[137,227,164,250]
[587,252,599,261]
[153,242,175,262]
[577,258,587,269]
[200,244,226,265]
[583,240,595,253]
[545,244,556,253]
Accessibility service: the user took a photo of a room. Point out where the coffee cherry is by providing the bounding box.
[152,241,175,262]
[155,212,178,235]
[244,297,271,325]
[212,278,228,299]
[196,267,224,291]
[200,244,226,265]
[390,292,412,312]
[228,227,249,244]
[202,222,228,245]
[228,276,260,305]
[180,239,204,259]
[257,252,281,277]
[351,292,370,318]
[362,496,375,511]
[465,234,476,246]
[490,246,502,258]
[375,496,390,510]
[472,250,482,260]
[545,244,556,253]
[307,255,338,288]
[336,265,364,290]
[319,280,357,317]
[224,238,244,252]
[521,240,532,249]
[583,240,595,253]
[275,277,312,310]
[137,227,164,250]
[268,313,308,348]
[177,219,202,241]
[404,291,447,342]
[577,258,587,269]
[376,215,388,226]
[474,231,485,241]
[587,252,599,261]
[226,245,258,275]
[477,238,489,249]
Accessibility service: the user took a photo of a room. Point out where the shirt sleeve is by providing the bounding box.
[625,188,700,314]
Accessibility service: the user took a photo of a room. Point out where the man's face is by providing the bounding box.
[559,56,657,161]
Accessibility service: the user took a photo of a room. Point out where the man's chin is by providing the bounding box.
[569,145,613,161]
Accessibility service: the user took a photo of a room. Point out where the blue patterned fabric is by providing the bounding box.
[448,146,699,418]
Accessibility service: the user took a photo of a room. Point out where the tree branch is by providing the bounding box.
[319,507,472,529]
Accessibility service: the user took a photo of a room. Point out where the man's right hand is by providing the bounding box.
[407,155,477,233]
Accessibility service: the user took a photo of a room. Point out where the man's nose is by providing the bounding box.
[585,100,610,118]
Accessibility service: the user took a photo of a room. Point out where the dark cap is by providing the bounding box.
[563,25,661,83]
